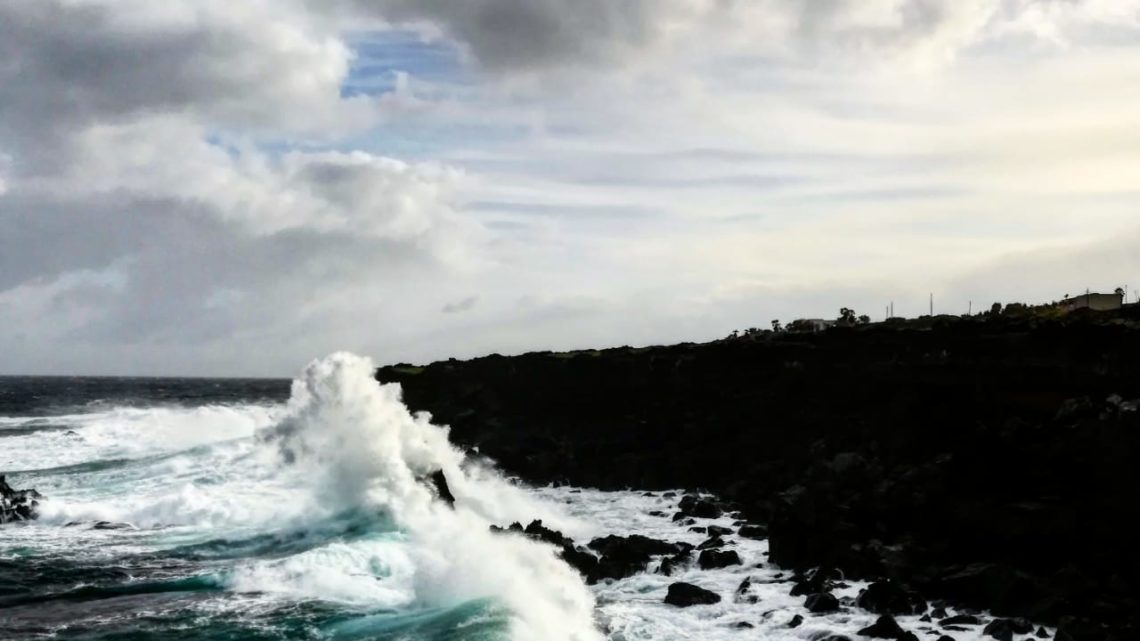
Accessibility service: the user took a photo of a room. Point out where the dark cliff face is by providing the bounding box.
[378,315,1140,632]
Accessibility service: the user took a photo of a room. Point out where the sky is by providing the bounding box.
[2,0,1140,376]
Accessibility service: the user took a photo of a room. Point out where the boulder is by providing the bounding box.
[858,615,919,640]
[857,581,928,616]
[983,618,1034,641]
[697,549,741,570]
[737,523,768,539]
[664,582,720,607]
[589,534,689,582]
[677,495,722,519]
[940,614,981,626]
[697,535,727,550]
[490,520,600,580]
[658,550,691,576]
[428,469,455,506]
[805,592,840,613]
[0,475,41,524]
[791,566,841,596]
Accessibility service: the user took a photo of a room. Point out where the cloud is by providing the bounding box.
[442,295,480,314]
[3,0,1140,375]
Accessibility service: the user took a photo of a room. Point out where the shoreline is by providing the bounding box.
[378,311,1140,639]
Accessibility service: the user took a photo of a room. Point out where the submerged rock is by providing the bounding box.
[664,582,720,607]
[0,475,41,524]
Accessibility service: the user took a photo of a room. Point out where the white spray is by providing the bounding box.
[251,352,603,641]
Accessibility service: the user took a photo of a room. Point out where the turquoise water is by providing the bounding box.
[0,355,598,641]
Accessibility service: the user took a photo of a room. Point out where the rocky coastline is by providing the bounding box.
[378,311,1140,640]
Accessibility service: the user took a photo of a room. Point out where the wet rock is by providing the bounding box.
[737,523,768,539]
[589,534,689,582]
[935,636,956,641]
[664,582,720,607]
[805,592,840,613]
[856,581,927,616]
[706,525,733,537]
[677,495,722,519]
[0,475,41,524]
[734,577,759,604]
[790,566,841,596]
[733,621,754,629]
[939,614,981,626]
[858,615,920,640]
[787,614,803,628]
[697,549,741,570]
[697,535,727,550]
[1035,626,1049,638]
[982,618,1033,641]
[490,520,601,580]
[428,469,455,506]
[658,550,691,576]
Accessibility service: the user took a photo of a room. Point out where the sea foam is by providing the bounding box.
[243,352,602,641]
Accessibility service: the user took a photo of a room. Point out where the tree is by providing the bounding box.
[771,319,782,332]
[838,307,856,325]
[857,314,870,325]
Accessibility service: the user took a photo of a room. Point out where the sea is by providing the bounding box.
[0,353,1019,641]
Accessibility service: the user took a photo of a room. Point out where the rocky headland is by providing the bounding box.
[378,308,1140,640]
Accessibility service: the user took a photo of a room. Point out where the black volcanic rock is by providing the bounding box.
[697,549,741,570]
[858,615,919,640]
[378,316,1140,629]
[677,495,723,519]
[737,523,768,539]
[939,614,981,626]
[428,469,455,506]
[983,618,1033,641]
[588,534,689,582]
[490,520,600,580]
[664,582,720,607]
[0,475,41,524]
[857,581,927,616]
[805,592,840,613]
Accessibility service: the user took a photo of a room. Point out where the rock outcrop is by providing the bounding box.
[379,314,1140,632]
[0,475,41,523]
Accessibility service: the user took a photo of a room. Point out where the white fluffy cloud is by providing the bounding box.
[3,0,1140,375]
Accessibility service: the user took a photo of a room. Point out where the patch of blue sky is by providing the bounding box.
[341,29,468,98]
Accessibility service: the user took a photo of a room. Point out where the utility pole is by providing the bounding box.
[929,293,933,316]
[969,300,972,315]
